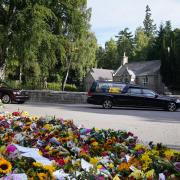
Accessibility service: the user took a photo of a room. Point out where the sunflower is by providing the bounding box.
[0,158,12,174]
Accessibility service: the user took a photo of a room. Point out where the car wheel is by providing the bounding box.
[167,102,177,112]
[102,99,112,109]
[1,94,11,104]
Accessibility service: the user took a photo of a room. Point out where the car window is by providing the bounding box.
[142,89,156,97]
[128,88,142,95]
[94,82,126,93]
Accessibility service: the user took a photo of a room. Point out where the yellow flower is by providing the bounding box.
[95,128,99,132]
[109,163,114,169]
[37,173,48,180]
[0,145,6,154]
[135,144,146,151]
[43,124,53,130]
[90,157,99,165]
[0,158,12,174]
[22,111,29,116]
[129,170,145,179]
[33,162,43,167]
[140,153,152,171]
[97,164,103,169]
[64,156,71,164]
[91,142,98,146]
[43,165,55,173]
[45,145,51,151]
[38,151,43,156]
[31,115,39,121]
[145,169,155,178]
[164,149,175,160]
[147,149,159,156]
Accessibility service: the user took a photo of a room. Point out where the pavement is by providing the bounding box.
[2,102,180,150]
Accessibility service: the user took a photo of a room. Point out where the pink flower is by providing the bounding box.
[6,144,17,153]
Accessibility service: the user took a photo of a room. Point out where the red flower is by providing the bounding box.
[56,159,65,166]
[12,112,21,116]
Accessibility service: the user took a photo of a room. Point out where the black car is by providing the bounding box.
[0,81,29,104]
[87,81,180,112]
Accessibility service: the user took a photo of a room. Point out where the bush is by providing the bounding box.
[64,84,78,92]
[47,82,61,91]
[3,79,79,92]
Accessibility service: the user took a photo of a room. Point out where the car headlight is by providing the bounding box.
[13,91,21,95]
[176,99,180,103]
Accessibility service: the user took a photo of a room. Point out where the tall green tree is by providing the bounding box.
[104,38,118,69]
[96,39,118,69]
[143,5,156,38]
[116,28,134,62]
[159,21,180,90]
[134,27,149,60]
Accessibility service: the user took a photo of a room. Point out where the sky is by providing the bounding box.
[87,0,180,46]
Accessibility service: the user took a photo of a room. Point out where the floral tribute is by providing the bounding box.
[0,111,179,179]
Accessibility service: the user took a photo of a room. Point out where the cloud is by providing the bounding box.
[87,0,180,45]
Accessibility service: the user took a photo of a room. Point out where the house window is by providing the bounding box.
[143,76,148,86]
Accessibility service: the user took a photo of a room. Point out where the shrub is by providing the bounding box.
[47,82,61,91]
[64,84,78,92]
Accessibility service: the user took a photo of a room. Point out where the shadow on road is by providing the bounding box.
[21,102,180,124]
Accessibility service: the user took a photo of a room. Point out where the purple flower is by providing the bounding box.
[6,144,17,153]
[174,162,180,171]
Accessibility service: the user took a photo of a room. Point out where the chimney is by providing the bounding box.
[122,52,128,65]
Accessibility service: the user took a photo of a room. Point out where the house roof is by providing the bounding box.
[90,68,113,81]
[113,60,161,77]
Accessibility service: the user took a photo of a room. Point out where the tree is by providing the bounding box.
[143,5,156,37]
[0,0,97,90]
[96,46,106,68]
[159,21,180,90]
[116,28,134,62]
[134,27,150,60]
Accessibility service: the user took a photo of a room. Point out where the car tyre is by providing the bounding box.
[1,94,11,104]
[102,99,112,109]
[167,102,177,112]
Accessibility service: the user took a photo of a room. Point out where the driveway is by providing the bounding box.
[2,103,180,149]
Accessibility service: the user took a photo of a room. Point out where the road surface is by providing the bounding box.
[2,103,180,149]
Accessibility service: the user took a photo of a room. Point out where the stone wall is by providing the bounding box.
[24,90,88,104]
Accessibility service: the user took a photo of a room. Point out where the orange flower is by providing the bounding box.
[128,157,141,168]
[118,162,129,171]
[106,139,113,145]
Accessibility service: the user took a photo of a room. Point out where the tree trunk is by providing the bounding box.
[62,57,72,91]
[19,66,22,83]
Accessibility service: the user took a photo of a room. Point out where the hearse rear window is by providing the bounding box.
[95,82,125,93]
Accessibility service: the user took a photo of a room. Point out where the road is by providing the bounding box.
[2,103,180,149]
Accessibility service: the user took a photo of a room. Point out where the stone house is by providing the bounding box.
[113,54,165,93]
[84,68,113,91]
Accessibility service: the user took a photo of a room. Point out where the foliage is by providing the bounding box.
[97,39,118,69]
[143,5,156,38]
[0,0,97,91]
[160,22,180,90]
[64,84,78,92]
[117,28,134,61]
[134,27,150,61]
